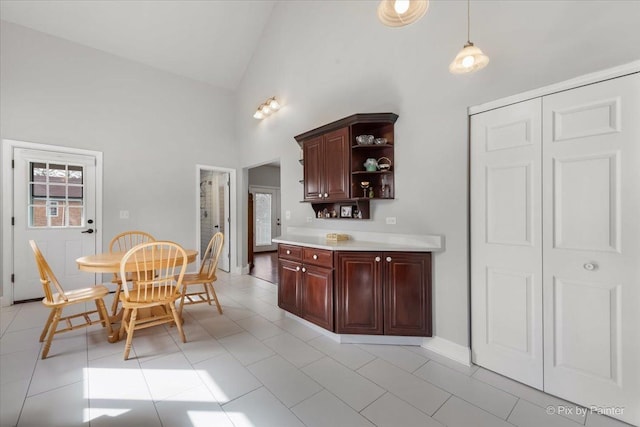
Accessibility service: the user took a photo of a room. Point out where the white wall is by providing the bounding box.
[0,21,239,292]
[234,1,640,347]
[249,164,281,188]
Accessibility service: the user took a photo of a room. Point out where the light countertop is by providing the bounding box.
[273,228,443,252]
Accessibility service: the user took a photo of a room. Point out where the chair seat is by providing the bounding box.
[178,273,216,285]
[42,285,110,307]
[119,286,180,308]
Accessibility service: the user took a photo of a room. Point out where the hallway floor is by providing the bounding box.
[250,251,278,284]
[0,271,630,427]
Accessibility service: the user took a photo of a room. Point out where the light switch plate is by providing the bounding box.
[386,217,396,225]
[119,210,129,219]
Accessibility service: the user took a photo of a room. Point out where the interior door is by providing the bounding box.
[470,98,544,389]
[542,73,640,425]
[251,186,280,253]
[12,148,97,301]
[199,169,230,272]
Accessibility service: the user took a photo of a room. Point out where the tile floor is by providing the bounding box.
[0,272,632,427]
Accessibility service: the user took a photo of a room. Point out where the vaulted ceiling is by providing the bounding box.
[0,0,275,91]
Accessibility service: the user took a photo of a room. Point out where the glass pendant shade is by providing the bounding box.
[377,0,429,27]
[449,42,489,74]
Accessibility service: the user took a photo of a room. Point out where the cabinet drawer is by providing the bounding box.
[279,244,302,261]
[303,247,333,268]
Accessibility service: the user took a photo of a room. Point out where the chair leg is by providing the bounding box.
[41,308,62,359]
[119,308,130,341]
[111,283,122,317]
[39,308,56,342]
[123,309,137,360]
[203,283,212,305]
[95,298,114,340]
[169,303,186,343]
[178,285,187,319]
[209,284,223,315]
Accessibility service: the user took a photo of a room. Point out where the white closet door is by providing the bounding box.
[470,98,544,389]
[543,73,640,425]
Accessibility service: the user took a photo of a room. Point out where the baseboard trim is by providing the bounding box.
[421,336,472,366]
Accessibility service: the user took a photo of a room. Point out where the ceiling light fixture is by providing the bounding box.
[377,0,429,27]
[253,97,282,120]
[449,0,489,74]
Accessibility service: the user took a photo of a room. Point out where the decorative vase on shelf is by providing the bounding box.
[363,158,378,171]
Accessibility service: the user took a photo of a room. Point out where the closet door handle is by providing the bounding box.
[584,262,598,271]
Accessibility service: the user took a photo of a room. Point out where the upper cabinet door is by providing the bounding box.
[303,135,323,200]
[542,73,640,426]
[322,127,351,200]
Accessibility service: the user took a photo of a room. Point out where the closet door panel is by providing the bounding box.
[543,73,640,426]
[470,98,544,389]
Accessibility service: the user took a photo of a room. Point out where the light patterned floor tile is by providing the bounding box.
[357,358,450,416]
[433,396,513,427]
[222,387,305,427]
[263,332,324,367]
[218,331,274,365]
[357,343,429,372]
[308,335,376,370]
[508,399,585,427]
[248,355,322,407]
[155,385,234,427]
[194,352,261,403]
[415,360,517,419]
[292,389,374,427]
[361,392,445,427]
[303,357,385,411]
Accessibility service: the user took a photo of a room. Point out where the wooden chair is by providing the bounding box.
[29,240,114,359]
[178,232,224,317]
[109,231,156,317]
[118,241,187,360]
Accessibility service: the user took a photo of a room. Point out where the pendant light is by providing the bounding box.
[377,0,429,27]
[449,0,489,74]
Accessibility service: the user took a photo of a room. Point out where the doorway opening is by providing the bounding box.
[247,162,281,284]
[196,165,234,274]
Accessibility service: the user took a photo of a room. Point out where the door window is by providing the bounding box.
[255,192,272,247]
[29,162,85,228]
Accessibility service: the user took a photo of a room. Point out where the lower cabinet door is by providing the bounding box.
[335,252,383,335]
[300,264,334,331]
[384,252,432,336]
[278,259,302,315]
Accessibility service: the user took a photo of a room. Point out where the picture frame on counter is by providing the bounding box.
[340,205,352,218]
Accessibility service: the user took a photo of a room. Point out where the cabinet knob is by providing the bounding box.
[324,193,328,198]
[375,256,381,262]
[296,266,300,271]
[584,262,598,271]
[319,194,323,199]
[286,250,291,255]
[302,267,307,273]
[386,256,392,262]
[313,254,318,260]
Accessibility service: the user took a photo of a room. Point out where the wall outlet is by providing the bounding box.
[386,217,396,225]
[285,210,291,220]
[306,216,313,222]
[119,210,129,219]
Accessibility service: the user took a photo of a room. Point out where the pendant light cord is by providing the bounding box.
[467,0,471,44]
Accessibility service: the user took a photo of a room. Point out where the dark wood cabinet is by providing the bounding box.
[384,252,432,336]
[278,258,302,315]
[302,127,350,202]
[335,252,384,334]
[335,251,432,336]
[296,113,399,219]
[300,264,334,331]
[278,244,432,337]
[277,244,335,331]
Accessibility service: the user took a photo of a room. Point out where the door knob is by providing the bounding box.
[82,229,94,234]
[584,262,598,271]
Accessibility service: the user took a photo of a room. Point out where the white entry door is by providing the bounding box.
[470,98,544,389]
[251,186,280,253]
[12,148,98,301]
[542,73,640,424]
